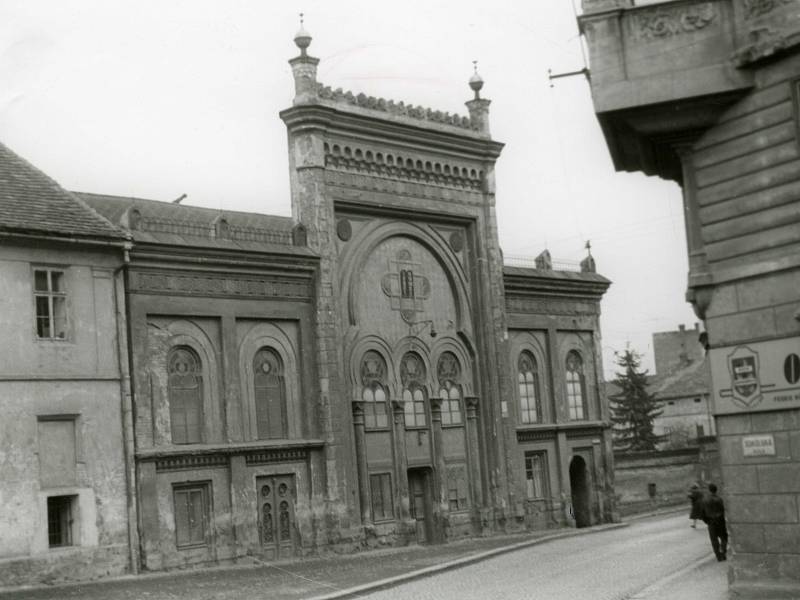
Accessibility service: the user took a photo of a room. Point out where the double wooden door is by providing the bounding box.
[257,475,296,559]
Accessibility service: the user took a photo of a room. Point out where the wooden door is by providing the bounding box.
[258,475,296,559]
[408,468,433,543]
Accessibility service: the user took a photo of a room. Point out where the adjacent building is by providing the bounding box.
[0,143,133,585]
[580,0,800,595]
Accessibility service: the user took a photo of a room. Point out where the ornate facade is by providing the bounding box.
[0,29,614,585]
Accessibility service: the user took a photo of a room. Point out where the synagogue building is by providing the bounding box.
[0,28,614,584]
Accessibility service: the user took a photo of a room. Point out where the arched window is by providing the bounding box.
[253,348,287,439]
[361,350,388,429]
[518,351,541,424]
[401,353,427,428]
[168,346,204,444]
[566,350,587,421]
[437,352,463,425]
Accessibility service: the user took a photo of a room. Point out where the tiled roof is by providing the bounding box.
[603,356,710,401]
[0,142,126,240]
[78,192,315,257]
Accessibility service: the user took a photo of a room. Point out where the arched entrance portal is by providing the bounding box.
[569,455,591,528]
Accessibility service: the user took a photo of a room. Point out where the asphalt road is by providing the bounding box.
[361,513,729,600]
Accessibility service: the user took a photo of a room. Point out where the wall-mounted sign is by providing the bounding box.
[710,336,800,415]
[742,434,775,457]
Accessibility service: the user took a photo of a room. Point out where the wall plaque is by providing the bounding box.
[742,434,776,457]
[710,336,800,415]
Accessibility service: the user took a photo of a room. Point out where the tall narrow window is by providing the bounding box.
[47,495,76,547]
[437,352,463,425]
[254,348,287,439]
[168,346,204,444]
[518,351,541,424]
[401,353,427,428]
[566,350,587,421]
[361,351,389,429]
[33,268,67,339]
[173,483,210,549]
[525,452,548,500]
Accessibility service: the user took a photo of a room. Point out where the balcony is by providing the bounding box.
[578,0,800,180]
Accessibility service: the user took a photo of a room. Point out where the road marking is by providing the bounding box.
[626,554,717,599]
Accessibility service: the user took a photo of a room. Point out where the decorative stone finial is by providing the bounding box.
[468,61,484,100]
[294,12,312,57]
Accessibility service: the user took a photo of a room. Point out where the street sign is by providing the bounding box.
[710,336,800,415]
[742,434,776,457]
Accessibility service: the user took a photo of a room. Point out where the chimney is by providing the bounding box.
[679,324,686,332]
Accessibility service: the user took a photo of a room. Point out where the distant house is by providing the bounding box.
[607,324,713,448]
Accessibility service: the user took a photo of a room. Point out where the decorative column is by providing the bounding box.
[430,396,447,542]
[352,402,371,525]
[391,399,411,522]
[464,396,485,530]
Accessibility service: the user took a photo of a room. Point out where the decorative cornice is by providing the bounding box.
[245,447,310,465]
[155,454,227,472]
[516,429,557,443]
[632,2,717,41]
[324,170,485,206]
[743,0,794,19]
[128,270,314,300]
[324,142,483,192]
[317,84,475,131]
[566,426,605,439]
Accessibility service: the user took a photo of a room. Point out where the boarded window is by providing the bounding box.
[174,484,210,548]
[33,268,67,339]
[168,346,204,444]
[253,348,287,439]
[38,418,77,487]
[369,473,393,521]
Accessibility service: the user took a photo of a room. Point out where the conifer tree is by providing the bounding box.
[609,349,664,452]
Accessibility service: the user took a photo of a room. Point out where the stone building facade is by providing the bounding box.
[0,143,133,585]
[0,30,615,585]
[579,0,800,595]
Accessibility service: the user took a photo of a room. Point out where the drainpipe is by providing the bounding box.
[113,246,140,574]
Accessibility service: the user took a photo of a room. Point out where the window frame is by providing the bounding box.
[47,494,77,548]
[517,351,542,424]
[524,451,549,501]
[32,267,68,341]
[253,346,288,440]
[439,381,463,427]
[173,482,211,550]
[167,346,205,445]
[565,350,588,421]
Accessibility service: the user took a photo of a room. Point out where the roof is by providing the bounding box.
[77,192,315,256]
[604,356,710,401]
[0,142,126,240]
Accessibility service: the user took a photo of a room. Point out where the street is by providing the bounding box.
[360,513,728,600]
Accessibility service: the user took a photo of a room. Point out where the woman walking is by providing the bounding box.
[688,482,703,528]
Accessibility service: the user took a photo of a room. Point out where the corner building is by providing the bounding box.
[81,30,615,572]
[579,0,800,596]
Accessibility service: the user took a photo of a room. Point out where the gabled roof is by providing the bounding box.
[0,142,126,240]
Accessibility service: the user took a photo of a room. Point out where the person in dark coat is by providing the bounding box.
[702,483,728,561]
[688,482,703,528]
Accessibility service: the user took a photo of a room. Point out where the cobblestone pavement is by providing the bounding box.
[361,514,727,600]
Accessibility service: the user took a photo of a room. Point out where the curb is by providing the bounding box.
[624,505,687,522]
[307,522,629,600]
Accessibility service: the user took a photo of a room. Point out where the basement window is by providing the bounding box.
[47,495,76,548]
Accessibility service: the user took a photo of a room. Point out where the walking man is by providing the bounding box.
[702,483,728,561]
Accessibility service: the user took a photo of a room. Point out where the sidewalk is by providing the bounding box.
[0,523,626,600]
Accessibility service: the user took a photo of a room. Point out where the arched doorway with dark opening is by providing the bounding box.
[569,455,591,528]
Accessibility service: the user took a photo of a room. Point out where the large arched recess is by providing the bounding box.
[338,220,473,338]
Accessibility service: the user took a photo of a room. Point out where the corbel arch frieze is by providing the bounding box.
[164,319,222,443]
[338,220,472,331]
[345,334,399,402]
[430,334,476,398]
[238,322,301,439]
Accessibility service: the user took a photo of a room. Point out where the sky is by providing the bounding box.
[0,0,699,378]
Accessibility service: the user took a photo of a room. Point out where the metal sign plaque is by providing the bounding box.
[742,434,775,457]
[710,336,800,415]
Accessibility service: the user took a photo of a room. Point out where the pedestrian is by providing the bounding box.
[701,483,728,561]
[688,482,703,528]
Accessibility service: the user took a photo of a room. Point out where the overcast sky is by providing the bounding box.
[0,0,699,378]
